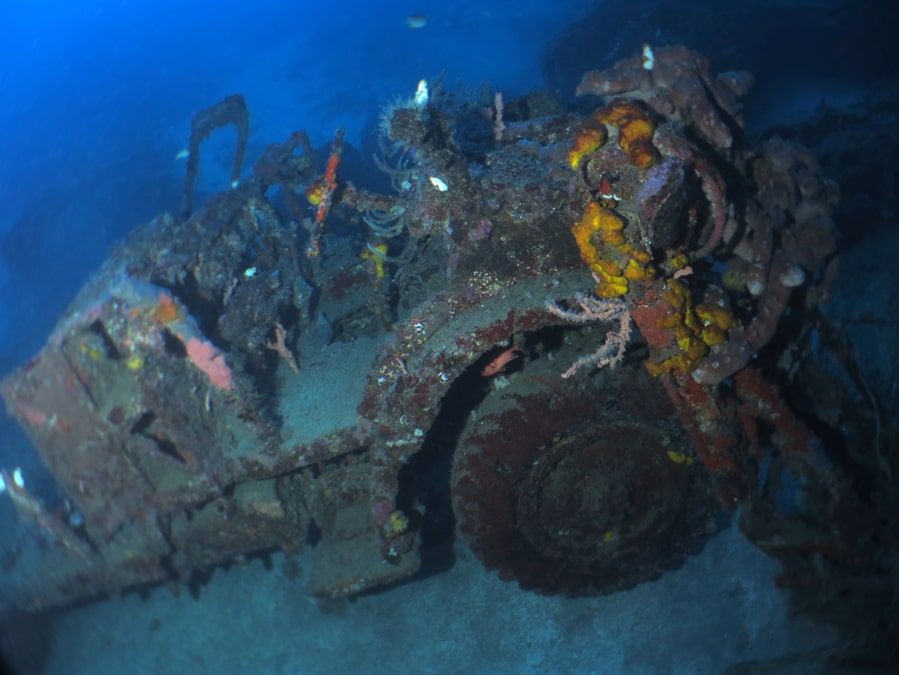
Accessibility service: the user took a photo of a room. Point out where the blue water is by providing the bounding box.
[1,1,897,673]
[0,0,596,373]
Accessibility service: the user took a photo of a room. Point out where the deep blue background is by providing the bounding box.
[0,0,600,370]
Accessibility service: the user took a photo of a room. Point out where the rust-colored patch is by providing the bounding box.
[153,292,180,324]
[452,362,717,595]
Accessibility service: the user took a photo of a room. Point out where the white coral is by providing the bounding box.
[546,295,632,378]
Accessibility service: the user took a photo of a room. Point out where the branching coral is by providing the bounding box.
[546,295,632,378]
[373,135,418,194]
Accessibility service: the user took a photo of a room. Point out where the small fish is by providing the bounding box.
[406,14,427,29]
[598,174,613,196]
[597,174,621,206]
[174,148,189,161]
[481,346,523,377]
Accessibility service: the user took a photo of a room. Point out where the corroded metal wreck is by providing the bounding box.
[0,46,874,614]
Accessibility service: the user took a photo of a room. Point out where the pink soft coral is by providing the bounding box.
[185,337,233,391]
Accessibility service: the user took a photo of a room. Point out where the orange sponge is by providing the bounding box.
[567,124,608,170]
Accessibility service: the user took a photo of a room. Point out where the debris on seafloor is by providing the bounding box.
[1,45,895,666]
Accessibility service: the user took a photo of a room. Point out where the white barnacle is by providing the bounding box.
[642,44,655,71]
[779,264,806,288]
[747,279,765,296]
[243,266,257,278]
[428,176,448,192]
[12,467,24,489]
[414,79,429,108]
